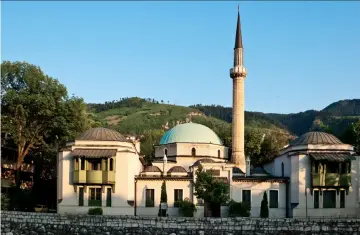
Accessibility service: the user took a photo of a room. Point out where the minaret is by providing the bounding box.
[230,7,247,172]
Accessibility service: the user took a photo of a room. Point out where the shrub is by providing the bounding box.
[228,200,250,217]
[1,193,10,211]
[260,191,269,218]
[177,198,196,217]
[88,207,103,215]
[160,181,167,203]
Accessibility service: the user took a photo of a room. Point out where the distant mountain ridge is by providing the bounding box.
[88,98,360,140]
[192,99,360,137]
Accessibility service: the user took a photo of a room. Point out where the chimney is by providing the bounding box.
[245,156,251,177]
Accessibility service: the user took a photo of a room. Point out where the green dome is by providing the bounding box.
[159,123,223,145]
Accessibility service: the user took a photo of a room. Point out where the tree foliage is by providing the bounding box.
[1,193,10,211]
[193,164,229,205]
[228,200,250,217]
[260,191,269,218]
[341,120,360,152]
[177,198,197,217]
[1,61,92,186]
[244,127,264,161]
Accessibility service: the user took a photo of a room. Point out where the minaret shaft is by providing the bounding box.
[232,77,246,169]
[230,8,247,173]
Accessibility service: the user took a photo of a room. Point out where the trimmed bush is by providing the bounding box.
[88,207,103,215]
[260,191,269,218]
[228,200,250,217]
[177,198,196,217]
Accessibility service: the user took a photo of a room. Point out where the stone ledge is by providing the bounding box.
[2,211,360,235]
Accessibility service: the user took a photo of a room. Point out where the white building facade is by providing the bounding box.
[57,8,359,218]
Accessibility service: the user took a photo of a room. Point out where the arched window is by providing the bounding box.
[281,162,284,177]
[191,148,196,157]
[110,158,114,171]
[105,159,108,171]
[218,150,221,158]
[164,149,168,156]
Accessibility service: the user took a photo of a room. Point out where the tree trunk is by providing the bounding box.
[15,168,21,189]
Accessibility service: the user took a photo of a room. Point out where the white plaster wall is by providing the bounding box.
[155,143,228,160]
[290,154,300,205]
[136,180,192,217]
[231,181,286,218]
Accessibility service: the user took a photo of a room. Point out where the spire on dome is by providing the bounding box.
[234,6,243,49]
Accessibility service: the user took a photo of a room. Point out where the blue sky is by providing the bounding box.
[2,1,360,114]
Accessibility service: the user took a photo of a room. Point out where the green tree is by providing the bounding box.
[260,191,269,218]
[244,127,264,163]
[341,120,360,151]
[193,164,229,207]
[1,61,92,187]
[160,181,167,203]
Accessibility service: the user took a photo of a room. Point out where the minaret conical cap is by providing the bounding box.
[235,6,243,49]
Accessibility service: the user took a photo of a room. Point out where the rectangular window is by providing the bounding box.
[80,159,85,170]
[323,190,336,208]
[242,190,251,208]
[90,159,101,171]
[79,187,84,206]
[74,158,79,171]
[326,162,339,173]
[314,161,319,173]
[340,190,345,208]
[314,190,319,209]
[89,188,102,206]
[106,188,112,207]
[174,189,183,205]
[269,190,278,208]
[145,189,155,207]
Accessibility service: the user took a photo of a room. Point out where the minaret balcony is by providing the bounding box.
[73,170,115,185]
[230,66,247,78]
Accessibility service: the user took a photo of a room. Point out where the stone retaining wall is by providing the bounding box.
[1,211,360,235]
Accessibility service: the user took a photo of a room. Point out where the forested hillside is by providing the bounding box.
[192,99,360,137]
[87,97,360,164]
[88,97,294,164]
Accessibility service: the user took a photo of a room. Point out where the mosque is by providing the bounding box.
[57,9,360,218]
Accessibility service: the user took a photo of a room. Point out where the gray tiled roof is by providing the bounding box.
[251,167,270,175]
[168,166,187,173]
[232,167,244,174]
[192,158,217,167]
[77,127,128,142]
[72,148,117,158]
[309,152,356,162]
[143,165,162,173]
[290,132,343,146]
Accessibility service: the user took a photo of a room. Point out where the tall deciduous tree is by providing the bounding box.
[1,61,91,187]
[193,164,229,205]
